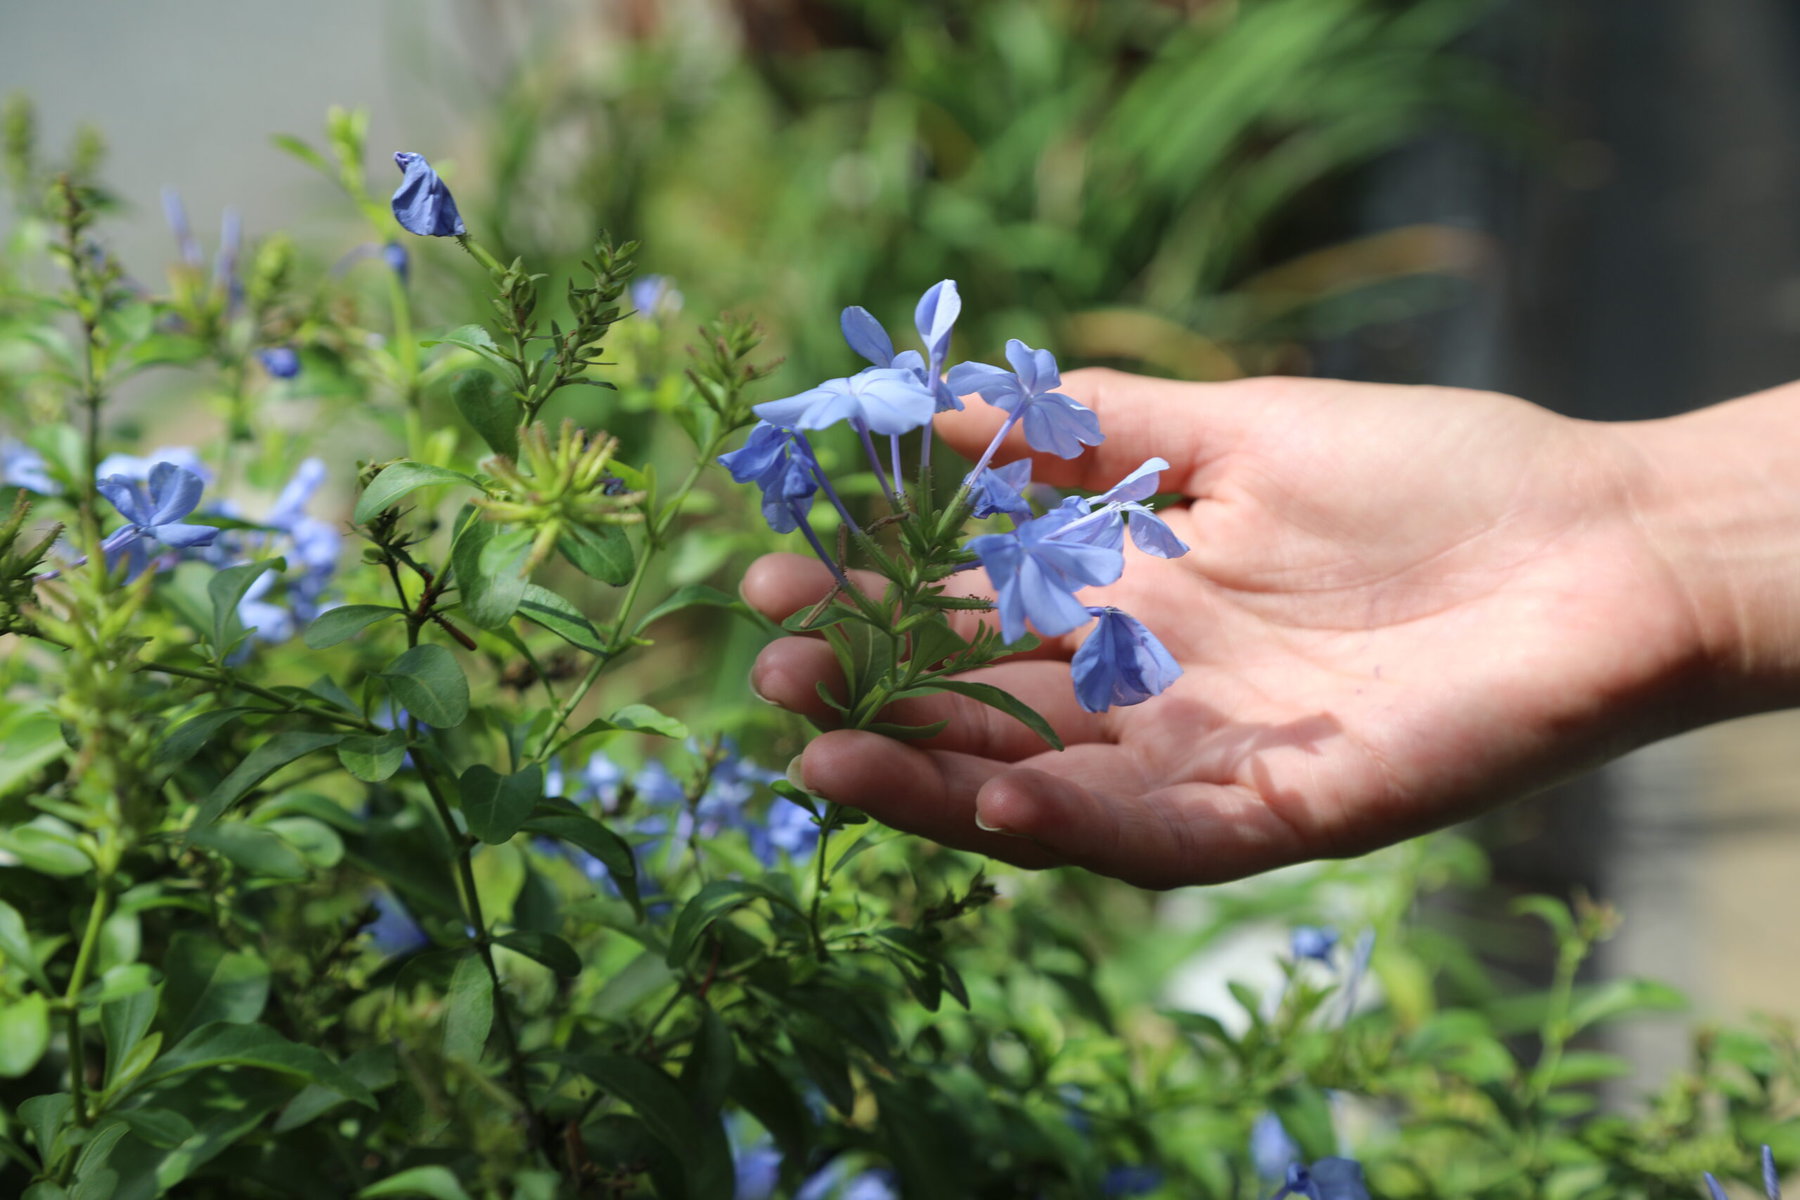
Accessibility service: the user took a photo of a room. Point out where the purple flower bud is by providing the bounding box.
[391,151,466,238]
[1291,926,1339,965]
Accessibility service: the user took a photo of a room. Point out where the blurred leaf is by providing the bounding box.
[421,323,514,377]
[160,932,270,1039]
[186,822,310,880]
[565,1055,734,1200]
[152,707,251,772]
[206,558,282,660]
[1567,978,1687,1033]
[0,898,51,991]
[100,989,159,1090]
[633,584,756,635]
[459,763,542,845]
[451,369,519,459]
[667,881,800,969]
[194,731,344,826]
[494,931,581,978]
[130,1021,375,1109]
[358,1166,474,1200]
[443,955,494,1062]
[0,711,66,798]
[0,993,50,1076]
[680,1008,736,1114]
[380,644,470,728]
[302,605,405,650]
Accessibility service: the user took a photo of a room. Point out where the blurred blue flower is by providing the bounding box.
[1102,1165,1163,1196]
[257,346,300,379]
[364,890,429,956]
[1291,926,1339,966]
[97,446,209,484]
[795,1160,898,1200]
[214,208,243,307]
[749,797,821,866]
[0,440,55,494]
[234,458,340,643]
[382,241,409,283]
[1276,1158,1370,1200]
[719,421,823,534]
[391,151,466,238]
[1766,1145,1782,1199]
[582,751,626,811]
[966,505,1123,643]
[1252,1113,1302,1180]
[630,274,683,319]
[947,340,1102,459]
[1070,606,1182,713]
[97,462,219,578]
[754,368,937,438]
[1708,1175,1729,1200]
[161,186,202,267]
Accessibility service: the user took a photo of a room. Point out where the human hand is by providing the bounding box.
[742,370,1740,888]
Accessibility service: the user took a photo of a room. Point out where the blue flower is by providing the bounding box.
[382,241,410,284]
[97,462,219,578]
[1,440,56,494]
[391,151,466,238]
[967,506,1123,643]
[796,1161,898,1200]
[97,446,209,485]
[162,187,203,267]
[1058,457,1189,559]
[1291,926,1339,965]
[1766,1146,1782,1199]
[969,459,1034,520]
[257,346,300,379]
[1251,1113,1302,1180]
[1069,606,1182,713]
[364,890,429,956]
[719,421,822,534]
[630,274,683,319]
[1276,1159,1370,1200]
[947,339,1102,458]
[1102,1165,1163,1196]
[1707,1176,1728,1200]
[754,368,937,438]
[234,458,340,643]
[914,279,963,412]
[748,797,821,866]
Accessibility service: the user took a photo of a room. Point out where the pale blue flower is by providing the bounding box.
[754,368,936,438]
[365,890,429,956]
[969,459,1034,520]
[258,346,300,379]
[1069,606,1181,712]
[967,506,1123,643]
[97,462,219,577]
[719,421,822,534]
[1060,457,1189,558]
[631,274,683,319]
[1292,926,1339,965]
[1102,1165,1163,1196]
[1252,1113,1302,1180]
[391,151,466,238]
[1766,1146,1782,1199]
[97,446,209,484]
[947,339,1101,458]
[162,187,202,266]
[1,441,55,493]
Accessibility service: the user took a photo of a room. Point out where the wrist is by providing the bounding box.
[1612,381,1800,718]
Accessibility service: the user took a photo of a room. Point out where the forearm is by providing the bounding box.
[1615,380,1800,718]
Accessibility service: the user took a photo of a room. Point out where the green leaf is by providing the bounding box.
[458,763,542,845]
[0,994,50,1076]
[517,584,606,654]
[909,678,1063,751]
[601,703,687,739]
[421,323,515,376]
[556,522,633,586]
[666,881,801,969]
[450,515,529,631]
[274,1046,398,1134]
[186,823,311,880]
[109,1107,193,1150]
[131,1021,376,1109]
[380,644,470,728]
[680,1008,735,1114]
[0,712,67,799]
[358,1165,474,1200]
[519,803,638,913]
[303,605,405,650]
[207,558,282,659]
[494,931,581,977]
[633,584,751,635]
[451,369,520,459]
[100,989,159,1090]
[153,708,251,771]
[1269,1084,1337,1163]
[19,1093,71,1164]
[0,898,50,991]
[442,955,493,1062]
[160,932,271,1039]
[353,462,482,526]
[336,730,409,782]
[1567,978,1687,1033]
[0,816,91,876]
[269,132,334,179]
[194,731,344,826]
[565,1055,734,1200]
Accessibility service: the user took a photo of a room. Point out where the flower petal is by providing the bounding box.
[840,306,895,367]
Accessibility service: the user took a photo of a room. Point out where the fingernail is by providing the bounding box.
[974,806,1013,835]
[750,674,775,706]
[785,755,808,792]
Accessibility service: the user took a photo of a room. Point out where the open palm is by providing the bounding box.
[743,371,1704,887]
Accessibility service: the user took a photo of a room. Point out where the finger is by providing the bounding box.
[974,765,1317,889]
[934,368,1266,494]
[752,638,1106,758]
[740,551,1066,660]
[796,731,1062,869]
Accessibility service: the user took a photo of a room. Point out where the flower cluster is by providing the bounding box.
[721,281,1185,714]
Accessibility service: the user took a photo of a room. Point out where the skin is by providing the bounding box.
[741,370,1800,889]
